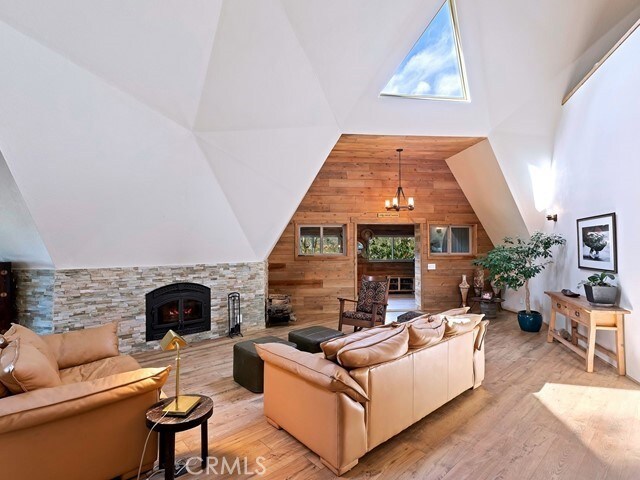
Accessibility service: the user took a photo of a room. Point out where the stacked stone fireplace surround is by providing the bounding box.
[14,262,267,353]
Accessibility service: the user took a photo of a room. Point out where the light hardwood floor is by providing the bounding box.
[135,313,640,479]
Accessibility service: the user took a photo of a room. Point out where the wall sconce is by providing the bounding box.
[546,214,558,222]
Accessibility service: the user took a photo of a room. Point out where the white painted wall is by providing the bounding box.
[446,140,530,312]
[0,152,52,267]
[446,140,528,245]
[530,26,640,382]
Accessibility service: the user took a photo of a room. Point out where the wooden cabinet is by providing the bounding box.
[389,276,414,294]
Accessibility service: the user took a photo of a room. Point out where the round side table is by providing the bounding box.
[146,395,214,480]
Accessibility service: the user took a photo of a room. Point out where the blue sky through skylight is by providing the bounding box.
[381,0,466,99]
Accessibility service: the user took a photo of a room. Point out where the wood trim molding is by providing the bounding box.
[562,17,640,105]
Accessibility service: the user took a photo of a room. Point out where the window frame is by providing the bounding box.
[379,0,469,102]
[427,223,477,258]
[367,235,416,262]
[295,223,348,259]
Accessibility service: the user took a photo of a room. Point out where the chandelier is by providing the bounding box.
[384,148,414,211]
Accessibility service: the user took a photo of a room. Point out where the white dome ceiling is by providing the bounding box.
[0,0,638,268]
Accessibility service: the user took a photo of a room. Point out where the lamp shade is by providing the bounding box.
[160,329,187,351]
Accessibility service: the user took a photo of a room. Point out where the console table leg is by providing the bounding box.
[547,308,556,343]
[586,325,596,373]
[616,314,626,375]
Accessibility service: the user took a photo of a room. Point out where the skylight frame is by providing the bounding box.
[380,0,470,102]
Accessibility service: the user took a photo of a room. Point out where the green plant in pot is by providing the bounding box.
[578,272,618,306]
[473,232,566,332]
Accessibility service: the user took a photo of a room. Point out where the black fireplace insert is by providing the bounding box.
[145,283,211,342]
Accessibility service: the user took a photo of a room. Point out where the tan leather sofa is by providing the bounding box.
[257,317,488,475]
[0,323,169,480]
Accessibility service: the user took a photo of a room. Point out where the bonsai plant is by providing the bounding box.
[578,272,618,306]
[473,232,566,332]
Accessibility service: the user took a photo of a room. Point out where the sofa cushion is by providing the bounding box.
[321,324,392,361]
[0,366,169,434]
[59,355,141,384]
[444,314,485,337]
[255,343,368,403]
[336,324,409,369]
[0,382,9,398]
[408,316,446,348]
[43,322,119,369]
[4,324,59,375]
[0,339,62,394]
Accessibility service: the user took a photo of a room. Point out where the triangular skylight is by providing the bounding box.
[381,0,468,100]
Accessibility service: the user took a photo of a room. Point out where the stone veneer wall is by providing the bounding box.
[14,269,55,334]
[14,262,267,353]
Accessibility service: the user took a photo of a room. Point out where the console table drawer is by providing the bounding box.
[564,305,588,323]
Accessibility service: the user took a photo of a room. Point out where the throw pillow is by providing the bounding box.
[321,324,392,361]
[336,324,409,368]
[4,324,59,375]
[408,316,446,348]
[0,339,63,394]
[42,322,119,369]
[444,314,485,337]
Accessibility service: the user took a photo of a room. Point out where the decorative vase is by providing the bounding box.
[459,275,470,307]
[491,280,500,297]
[583,285,618,306]
[473,267,484,297]
[517,311,543,332]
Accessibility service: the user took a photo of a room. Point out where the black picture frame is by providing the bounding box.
[576,213,617,272]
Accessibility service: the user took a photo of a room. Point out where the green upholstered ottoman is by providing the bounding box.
[233,336,296,393]
[288,326,345,353]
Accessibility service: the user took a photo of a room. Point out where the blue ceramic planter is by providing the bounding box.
[518,310,543,332]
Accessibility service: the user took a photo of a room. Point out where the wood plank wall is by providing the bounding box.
[268,134,492,324]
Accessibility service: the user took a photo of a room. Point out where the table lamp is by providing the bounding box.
[160,329,200,417]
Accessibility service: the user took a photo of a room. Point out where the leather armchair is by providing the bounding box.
[0,324,169,480]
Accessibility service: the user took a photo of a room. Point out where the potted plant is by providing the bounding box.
[578,272,618,306]
[473,232,566,332]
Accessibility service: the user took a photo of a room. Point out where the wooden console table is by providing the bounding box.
[545,291,630,374]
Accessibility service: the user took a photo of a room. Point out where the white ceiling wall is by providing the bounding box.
[0,0,637,268]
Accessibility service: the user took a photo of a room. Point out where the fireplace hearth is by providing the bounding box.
[145,283,211,341]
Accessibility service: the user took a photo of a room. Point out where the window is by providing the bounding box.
[369,236,415,261]
[380,0,468,100]
[429,225,474,255]
[298,225,345,256]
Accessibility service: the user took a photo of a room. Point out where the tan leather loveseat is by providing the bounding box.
[0,323,169,480]
[257,310,488,475]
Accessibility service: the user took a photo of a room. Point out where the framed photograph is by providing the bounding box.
[577,213,617,272]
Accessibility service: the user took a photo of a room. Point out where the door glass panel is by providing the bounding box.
[182,299,203,323]
[157,300,180,325]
